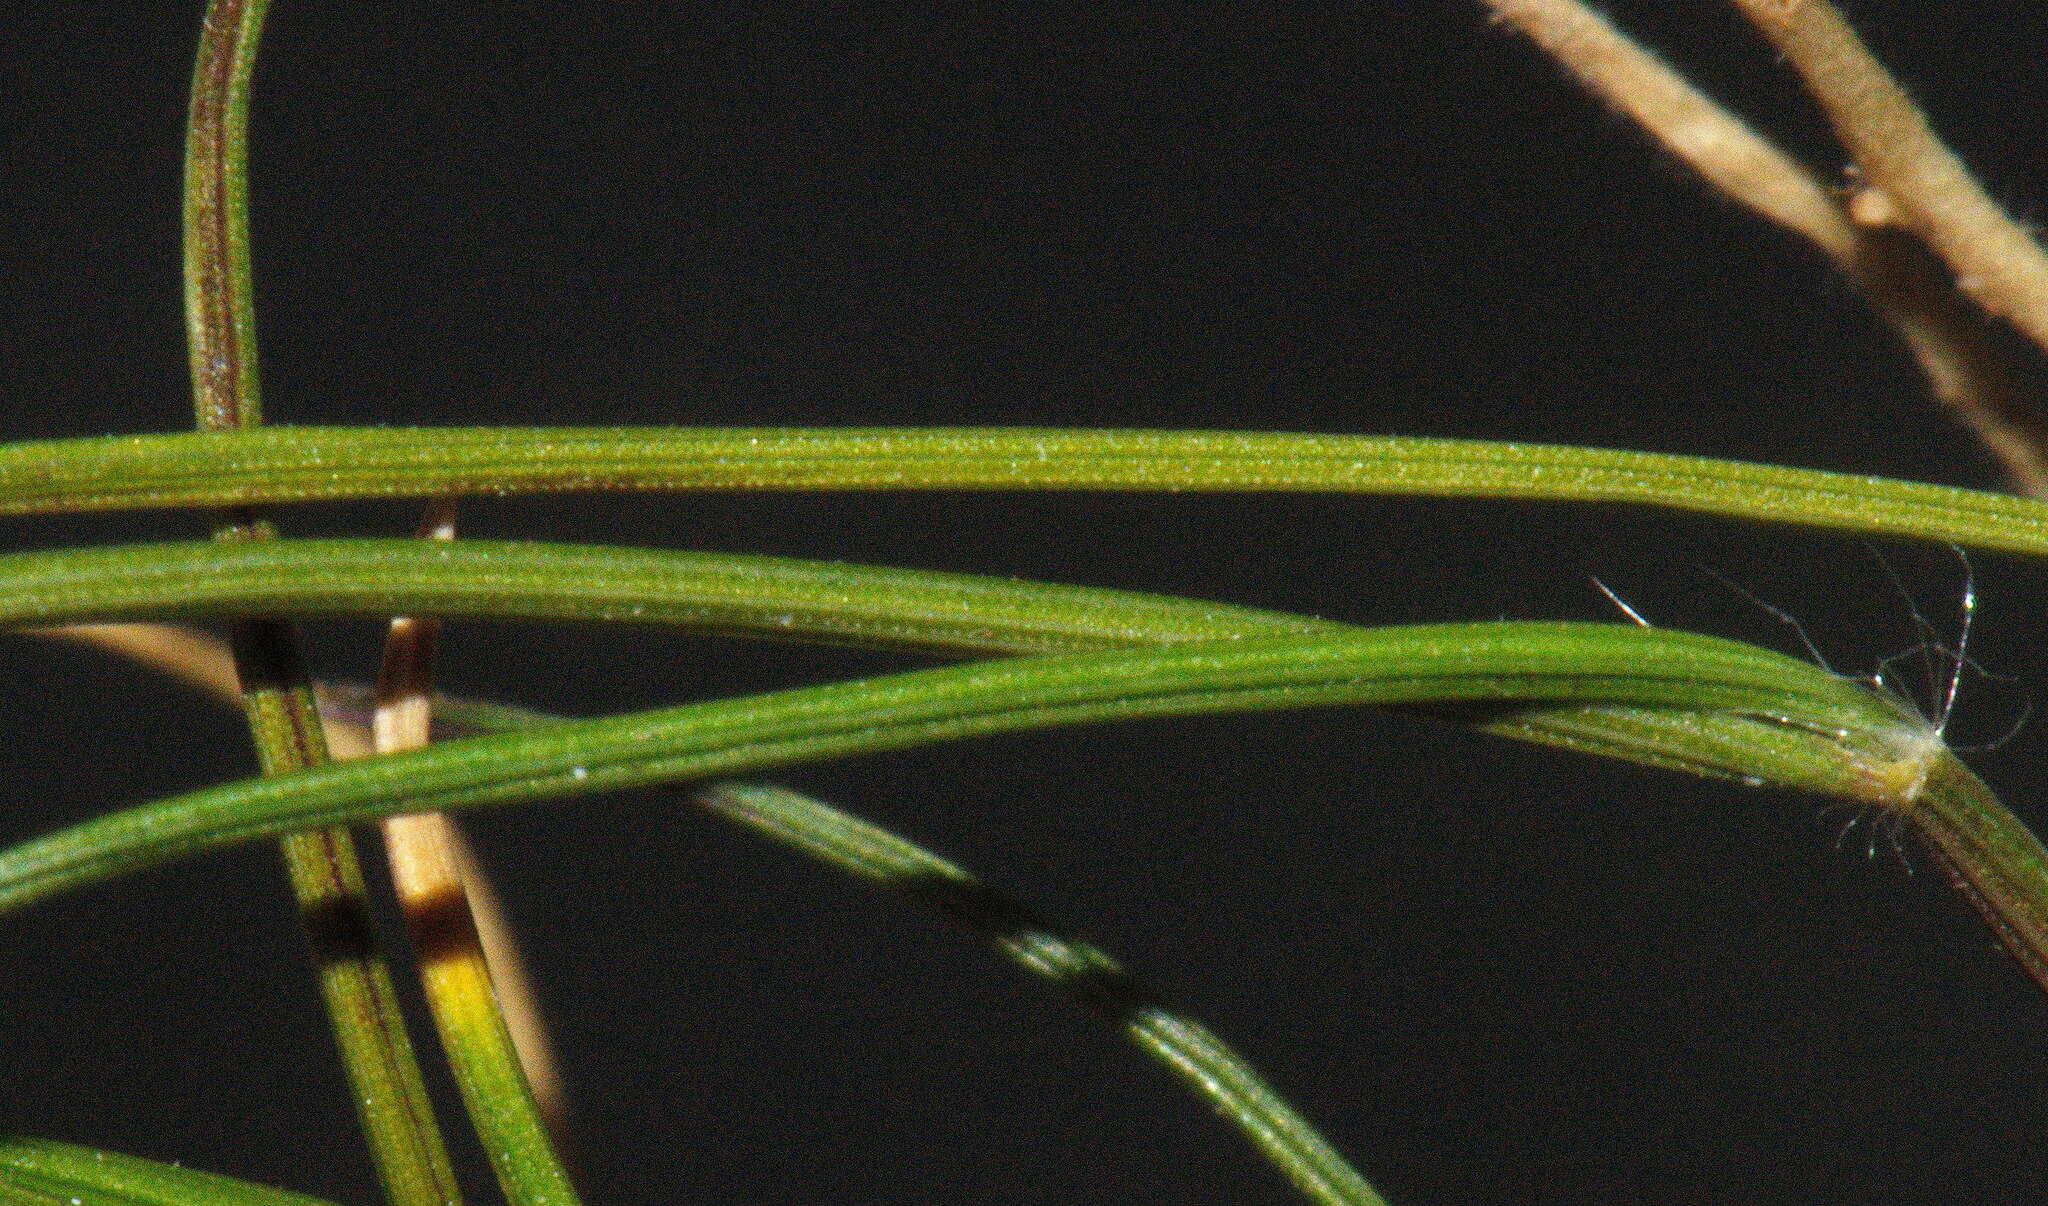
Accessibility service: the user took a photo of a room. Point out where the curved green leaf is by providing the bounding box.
[0,537,1333,656]
[695,782,1385,1206]
[27,541,2048,993]
[414,678,2048,1008]
[0,1135,341,1206]
[0,531,1965,795]
[2,426,2046,555]
[0,623,1948,917]
[0,536,1934,802]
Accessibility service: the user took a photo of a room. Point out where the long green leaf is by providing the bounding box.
[0,538,1334,654]
[0,533,1969,793]
[2,427,2046,556]
[0,532,1963,785]
[27,541,2048,992]
[695,782,1385,1206]
[0,1135,341,1206]
[0,624,1952,916]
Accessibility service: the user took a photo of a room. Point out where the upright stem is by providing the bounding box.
[184,0,268,433]
[184,4,464,1204]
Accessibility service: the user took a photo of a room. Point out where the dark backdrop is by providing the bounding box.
[8,4,2048,1203]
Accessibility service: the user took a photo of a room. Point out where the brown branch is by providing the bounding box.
[1847,221,2048,497]
[1485,0,2048,496]
[1485,0,1855,256]
[1727,0,2048,356]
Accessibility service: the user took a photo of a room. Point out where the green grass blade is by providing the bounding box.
[4,426,2048,555]
[0,1135,341,1206]
[0,537,1336,654]
[1912,756,2048,990]
[0,624,1942,916]
[0,529,1989,796]
[0,536,1935,806]
[30,542,2048,993]
[695,782,1385,1206]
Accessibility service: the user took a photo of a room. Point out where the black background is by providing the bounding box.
[8,3,2048,1203]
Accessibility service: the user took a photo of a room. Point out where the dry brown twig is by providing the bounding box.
[1727,0,2048,350]
[1485,0,2048,496]
[1485,0,1854,254]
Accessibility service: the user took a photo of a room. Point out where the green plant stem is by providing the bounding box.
[238,636,460,1206]
[182,4,461,1203]
[0,623,1956,913]
[0,538,1336,654]
[416,929,575,1206]
[31,542,2048,990]
[5,426,2048,556]
[386,810,576,1206]
[1911,755,2048,990]
[373,524,580,1206]
[184,0,267,431]
[694,782,1384,1206]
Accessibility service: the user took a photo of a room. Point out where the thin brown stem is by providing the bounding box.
[184,0,266,432]
[1847,224,2048,497]
[1727,0,2048,355]
[1486,0,2048,496]
[1485,0,1854,257]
